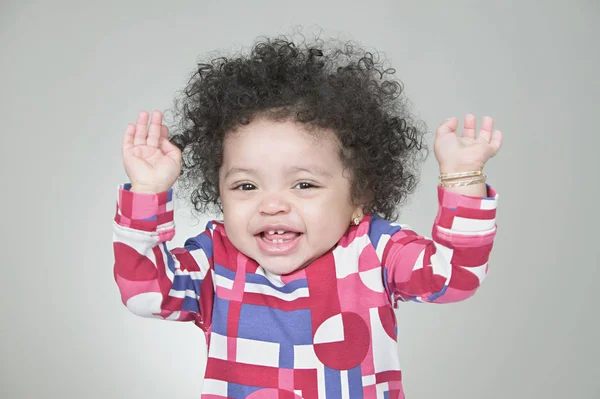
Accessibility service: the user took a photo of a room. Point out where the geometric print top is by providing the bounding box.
[112,183,499,399]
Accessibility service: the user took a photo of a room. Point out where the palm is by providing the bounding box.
[122,111,182,192]
[434,114,502,171]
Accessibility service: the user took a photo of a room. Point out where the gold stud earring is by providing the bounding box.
[352,217,361,226]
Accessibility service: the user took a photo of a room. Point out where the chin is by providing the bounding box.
[258,258,306,276]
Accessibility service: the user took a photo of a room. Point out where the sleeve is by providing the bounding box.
[370,184,499,305]
[112,183,215,327]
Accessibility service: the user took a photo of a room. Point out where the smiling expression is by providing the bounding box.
[218,118,363,275]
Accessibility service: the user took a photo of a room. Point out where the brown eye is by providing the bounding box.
[235,183,256,191]
[295,182,315,189]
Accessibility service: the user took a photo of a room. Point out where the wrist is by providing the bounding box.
[438,165,487,197]
[439,163,483,174]
[440,181,487,197]
[129,184,169,194]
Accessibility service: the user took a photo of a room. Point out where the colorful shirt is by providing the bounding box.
[113,183,499,399]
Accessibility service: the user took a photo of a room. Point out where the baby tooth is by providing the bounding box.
[268,230,275,235]
[277,230,285,234]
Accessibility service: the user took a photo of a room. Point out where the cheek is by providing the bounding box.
[224,200,248,219]
[303,192,353,229]
[221,197,250,233]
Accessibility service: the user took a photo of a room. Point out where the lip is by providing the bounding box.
[255,232,303,256]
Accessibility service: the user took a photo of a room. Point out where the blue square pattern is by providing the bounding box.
[238,303,313,345]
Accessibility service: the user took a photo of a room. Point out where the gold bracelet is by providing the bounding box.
[440,175,486,187]
[439,170,483,180]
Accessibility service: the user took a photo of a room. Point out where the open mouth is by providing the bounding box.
[256,230,303,255]
[260,230,301,243]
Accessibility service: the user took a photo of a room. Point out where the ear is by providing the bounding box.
[353,189,372,218]
[352,204,364,217]
[351,204,366,224]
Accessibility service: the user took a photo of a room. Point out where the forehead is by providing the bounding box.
[222,118,342,170]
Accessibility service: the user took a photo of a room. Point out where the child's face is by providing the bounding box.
[219,117,361,275]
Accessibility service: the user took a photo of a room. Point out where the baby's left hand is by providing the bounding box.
[434,114,502,173]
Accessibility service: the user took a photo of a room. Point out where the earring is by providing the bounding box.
[352,217,361,226]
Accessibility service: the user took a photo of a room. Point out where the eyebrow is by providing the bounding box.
[224,165,333,179]
[224,168,254,179]
[289,166,333,177]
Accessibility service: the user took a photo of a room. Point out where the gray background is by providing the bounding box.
[1,0,598,398]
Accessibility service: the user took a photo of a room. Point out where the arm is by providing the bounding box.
[113,183,214,325]
[371,184,498,305]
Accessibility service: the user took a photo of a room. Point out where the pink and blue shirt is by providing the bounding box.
[113,183,499,399]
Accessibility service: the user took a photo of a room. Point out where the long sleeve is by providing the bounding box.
[112,183,215,328]
[370,184,499,305]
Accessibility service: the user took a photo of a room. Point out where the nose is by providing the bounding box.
[258,192,291,215]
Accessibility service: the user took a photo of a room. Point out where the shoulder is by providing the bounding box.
[182,219,225,256]
[335,214,406,254]
[365,214,404,246]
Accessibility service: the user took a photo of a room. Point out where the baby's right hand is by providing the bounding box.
[122,110,182,194]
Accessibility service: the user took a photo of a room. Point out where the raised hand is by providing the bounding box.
[434,114,503,173]
[122,110,182,193]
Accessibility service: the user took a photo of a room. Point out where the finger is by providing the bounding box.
[146,110,163,148]
[159,124,176,157]
[490,130,503,153]
[436,117,459,137]
[160,124,169,141]
[161,137,181,161]
[479,116,494,143]
[462,114,477,139]
[133,111,149,146]
[122,123,136,152]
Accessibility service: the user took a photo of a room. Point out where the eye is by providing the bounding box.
[295,182,316,189]
[234,183,256,191]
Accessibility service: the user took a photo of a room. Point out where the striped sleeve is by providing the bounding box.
[112,183,215,328]
[370,184,499,305]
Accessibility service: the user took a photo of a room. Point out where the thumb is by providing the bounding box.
[436,117,459,136]
[161,138,181,162]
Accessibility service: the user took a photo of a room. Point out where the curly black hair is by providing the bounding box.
[168,35,429,221]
